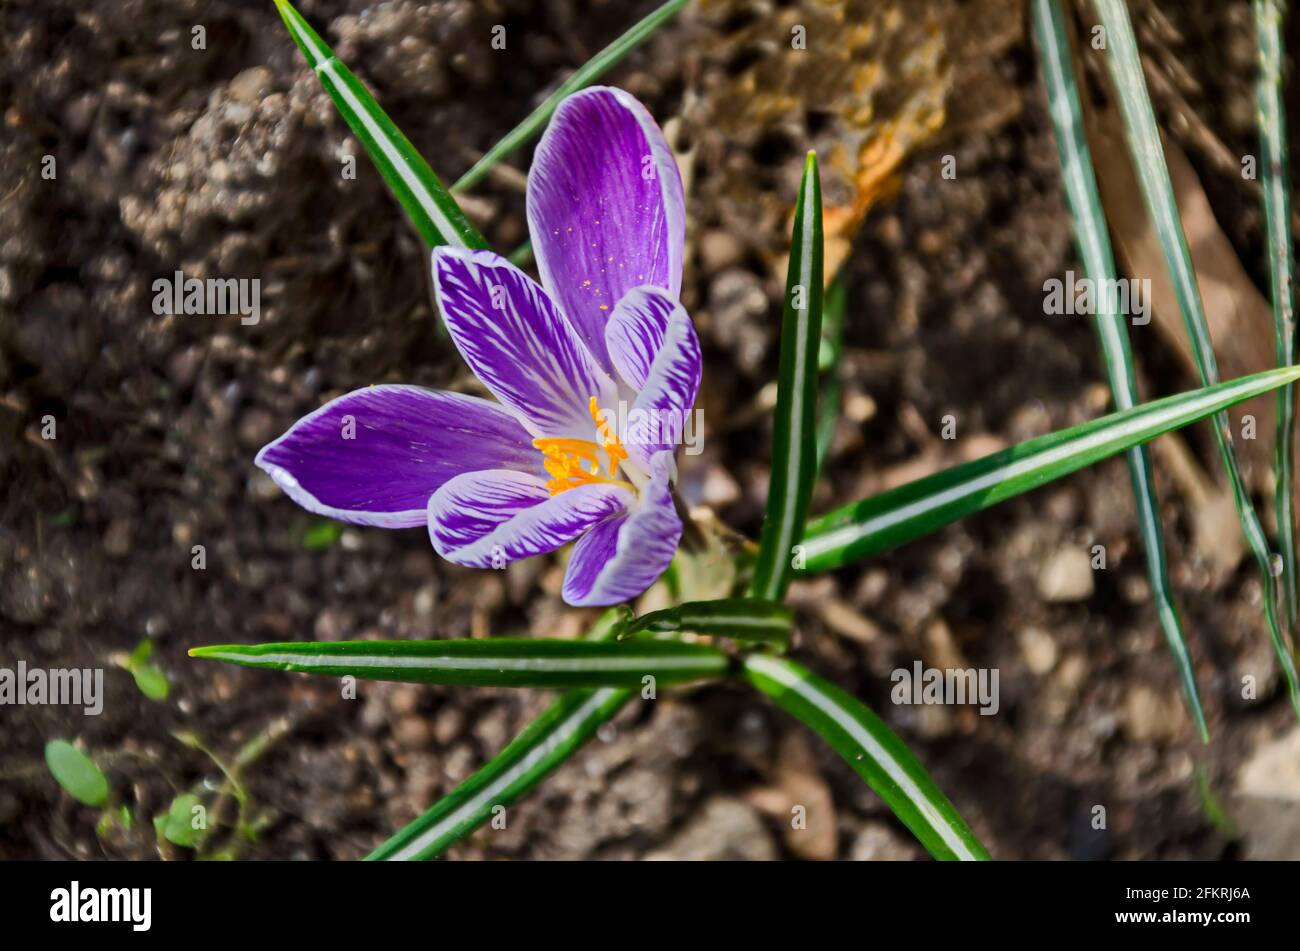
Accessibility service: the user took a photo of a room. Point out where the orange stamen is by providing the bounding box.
[532,398,632,496]
[589,397,628,470]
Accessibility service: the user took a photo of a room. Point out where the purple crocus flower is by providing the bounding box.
[256,87,700,607]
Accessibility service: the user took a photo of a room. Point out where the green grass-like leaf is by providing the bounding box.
[1031,0,1206,741]
[1096,0,1300,716]
[750,152,824,602]
[272,0,486,250]
[368,609,631,860]
[189,637,730,689]
[742,655,990,861]
[798,367,1300,572]
[45,740,109,808]
[367,685,629,860]
[816,275,847,475]
[507,239,535,269]
[621,597,793,647]
[452,0,688,193]
[1255,0,1298,634]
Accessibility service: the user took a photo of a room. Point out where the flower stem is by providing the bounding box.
[670,487,709,554]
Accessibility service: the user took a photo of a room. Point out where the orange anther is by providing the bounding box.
[531,398,632,496]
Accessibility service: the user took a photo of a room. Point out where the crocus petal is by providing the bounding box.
[428,469,631,568]
[432,246,617,438]
[610,288,701,467]
[255,386,540,529]
[527,86,685,372]
[604,284,678,392]
[562,450,682,607]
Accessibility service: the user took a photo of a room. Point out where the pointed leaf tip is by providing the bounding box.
[272,0,485,250]
[749,147,823,602]
[183,637,731,689]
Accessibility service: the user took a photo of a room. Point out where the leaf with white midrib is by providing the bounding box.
[1095,0,1300,717]
[368,609,631,860]
[749,152,824,603]
[273,0,485,251]
[189,637,731,689]
[452,0,688,194]
[799,367,1300,572]
[1031,0,1206,741]
[624,597,793,646]
[743,655,990,861]
[1253,0,1299,636]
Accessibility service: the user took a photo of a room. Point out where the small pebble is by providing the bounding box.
[1037,546,1094,602]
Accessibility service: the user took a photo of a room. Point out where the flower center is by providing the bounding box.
[533,397,632,496]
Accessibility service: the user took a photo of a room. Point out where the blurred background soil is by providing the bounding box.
[3,0,1300,860]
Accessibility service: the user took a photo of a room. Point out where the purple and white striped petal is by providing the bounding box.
[604,284,678,392]
[255,385,541,529]
[527,86,685,373]
[562,450,682,606]
[610,289,701,467]
[427,469,632,568]
[432,246,617,439]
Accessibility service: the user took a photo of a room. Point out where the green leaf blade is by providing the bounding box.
[623,597,793,647]
[302,519,344,551]
[131,665,170,702]
[1096,0,1300,716]
[118,638,171,702]
[1255,0,1299,633]
[45,740,109,808]
[368,609,632,860]
[743,655,989,861]
[800,367,1300,572]
[273,0,486,251]
[452,0,688,193]
[367,686,629,860]
[160,793,203,848]
[1031,0,1206,741]
[189,637,730,689]
[750,152,824,602]
[815,276,847,475]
